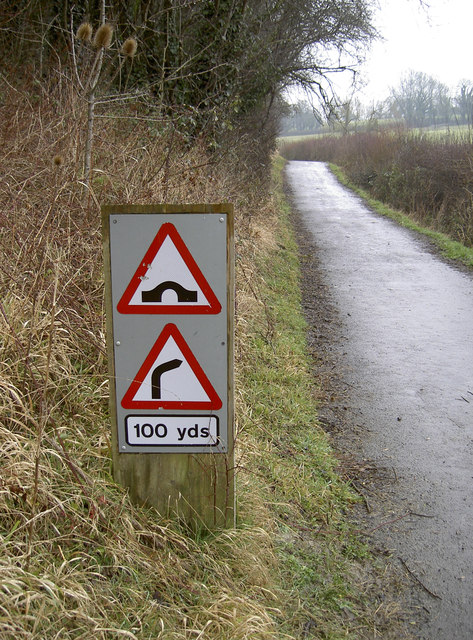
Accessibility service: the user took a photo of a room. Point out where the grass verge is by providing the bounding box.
[233,154,401,637]
[329,163,473,269]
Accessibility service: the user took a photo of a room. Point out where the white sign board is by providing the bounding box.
[104,209,231,453]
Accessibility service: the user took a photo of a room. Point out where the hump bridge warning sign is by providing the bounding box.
[117,222,221,314]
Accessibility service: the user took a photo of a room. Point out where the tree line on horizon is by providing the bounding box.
[281,70,473,136]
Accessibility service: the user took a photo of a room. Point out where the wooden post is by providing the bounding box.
[102,204,235,529]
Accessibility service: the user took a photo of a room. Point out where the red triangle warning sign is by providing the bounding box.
[121,323,222,410]
[117,223,221,315]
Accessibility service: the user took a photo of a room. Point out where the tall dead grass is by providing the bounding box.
[0,71,291,639]
[0,61,402,638]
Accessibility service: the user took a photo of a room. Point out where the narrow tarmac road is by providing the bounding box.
[285,161,473,639]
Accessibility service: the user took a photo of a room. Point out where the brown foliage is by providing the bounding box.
[281,130,473,246]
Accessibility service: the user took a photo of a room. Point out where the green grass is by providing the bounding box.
[277,130,334,143]
[231,155,399,637]
[329,163,473,269]
[410,124,473,142]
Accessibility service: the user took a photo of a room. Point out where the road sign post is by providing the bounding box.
[102,204,235,528]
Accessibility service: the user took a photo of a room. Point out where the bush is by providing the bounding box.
[280,130,473,247]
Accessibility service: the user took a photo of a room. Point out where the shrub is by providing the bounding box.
[281,130,473,246]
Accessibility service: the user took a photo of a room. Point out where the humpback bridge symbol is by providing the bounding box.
[117,222,221,315]
[142,281,198,304]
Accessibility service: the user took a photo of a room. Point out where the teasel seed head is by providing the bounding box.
[93,23,113,49]
[121,37,138,58]
[76,22,93,43]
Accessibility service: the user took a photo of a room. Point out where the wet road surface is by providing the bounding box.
[286,161,473,639]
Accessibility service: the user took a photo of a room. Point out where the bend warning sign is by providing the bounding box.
[117,222,221,314]
[121,323,222,411]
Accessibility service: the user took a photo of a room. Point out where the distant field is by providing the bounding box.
[278,132,326,145]
[411,124,473,142]
[279,123,473,144]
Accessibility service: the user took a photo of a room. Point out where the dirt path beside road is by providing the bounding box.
[285,161,473,639]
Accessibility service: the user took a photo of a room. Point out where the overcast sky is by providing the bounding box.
[358,0,473,102]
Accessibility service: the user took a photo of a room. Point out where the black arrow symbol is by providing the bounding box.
[142,280,198,303]
[151,359,182,399]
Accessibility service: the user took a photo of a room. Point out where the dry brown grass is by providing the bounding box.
[0,63,405,638]
[0,70,293,639]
